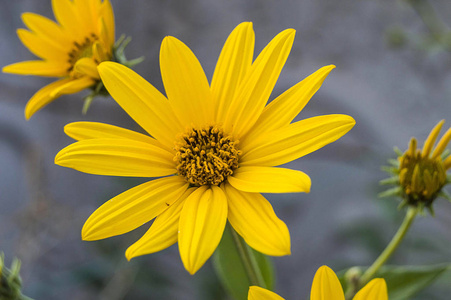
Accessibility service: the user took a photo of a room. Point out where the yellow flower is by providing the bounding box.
[55,22,355,274]
[2,0,115,119]
[382,120,451,212]
[248,266,388,300]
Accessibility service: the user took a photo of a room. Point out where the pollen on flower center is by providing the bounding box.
[174,125,241,186]
[67,33,99,71]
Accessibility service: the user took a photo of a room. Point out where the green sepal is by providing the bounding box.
[380,176,399,185]
[212,224,274,300]
[378,187,402,198]
[394,147,403,156]
[338,264,451,300]
[388,158,400,167]
[381,166,399,174]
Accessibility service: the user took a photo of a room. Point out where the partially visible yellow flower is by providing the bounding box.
[248,266,388,300]
[3,0,115,119]
[55,22,355,274]
[382,120,451,212]
[248,286,285,300]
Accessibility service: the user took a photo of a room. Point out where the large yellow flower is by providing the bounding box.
[55,22,355,274]
[248,265,388,300]
[3,0,115,119]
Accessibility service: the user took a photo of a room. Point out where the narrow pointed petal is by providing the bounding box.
[82,176,188,240]
[23,78,73,120]
[228,166,311,193]
[422,120,444,158]
[17,28,66,61]
[178,186,228,274]
[310,266,345,300]
[160,36,213,126]
[99,0,115,46]
[55,138,175,177]
[72,57,100,79]
[432,126,451,159]
[242,65,335,143]
[241,114,355,167]
[64,122,160,144]
[125,188,195,260]
[224,29,295,137]
[48,76,95,98]
[353,278,388,300]
[21,12,71,50]
[444,155,451,170]
[248,286,285,300]
[93,41,108,62]
[98,62,183,148]
[211,22,255,122]
[223,183,290,256]
[3,60,69,77]
[52,0,85,39]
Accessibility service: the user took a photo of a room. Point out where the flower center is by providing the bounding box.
[174,125,241,186]
[399,146,447,205]
[66,33,99,72]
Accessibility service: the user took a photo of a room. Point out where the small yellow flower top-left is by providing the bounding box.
[2,0,115,119]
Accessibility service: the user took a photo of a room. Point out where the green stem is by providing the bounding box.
[359,206,418,285]
[229,224,266,288]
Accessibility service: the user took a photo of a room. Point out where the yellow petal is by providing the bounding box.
[241,114,355,167]
[21,12,71,51]
[98,62,183,149]
[242,65,335,144]
[310,266,345,300]
[64,121,174,153]
[228,166,311,193]
[422,120,444,158]
[432,126,451,159]
[99,0,115,47]
[73,57,100,79]
[353,278,388,300]
[17,28,67,61]
[52,0,85,39]
[55,138,175,177]
[73,0,98,30]
[48,76,95,98]
[223,183,290,256]
[224,29,295,137]
[82,176,188,240]
[211,22,255,122]
[65,121,156,143]
[3,60,68,77]
[248,286,285,300]
[178,186,228,274]
[126,187,195,260]
[93,41,109,62]
[444,155,451,170]
[23,78,73,120]
[160,36,213,126]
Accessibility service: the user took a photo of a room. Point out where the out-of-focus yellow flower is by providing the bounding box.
[248,266,388,300]
[55,22,355,274]
[3,0,115,119]
[382,120,451,213]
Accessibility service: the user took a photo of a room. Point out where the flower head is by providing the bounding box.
[382,120,451,213]
[248,266,388,300]
[55,22,355,274]
[3,0,115,119]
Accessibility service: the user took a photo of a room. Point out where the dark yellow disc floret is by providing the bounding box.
[174,125,241,186]
[399,137,447,206]
[67,33,99,71]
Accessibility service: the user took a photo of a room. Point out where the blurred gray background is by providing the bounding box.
[1,0,451,299]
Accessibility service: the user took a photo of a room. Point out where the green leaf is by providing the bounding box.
[339,264,451,300]
[212,224,274,300]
